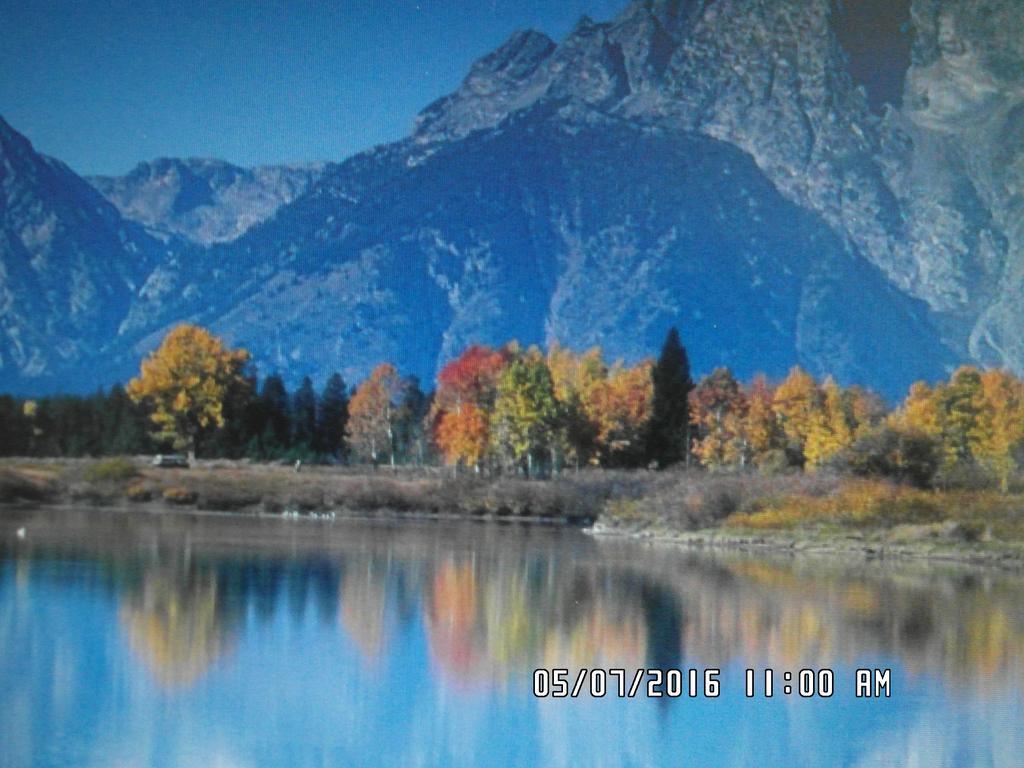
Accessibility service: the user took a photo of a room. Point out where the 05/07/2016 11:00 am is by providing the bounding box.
[532,668,893,699]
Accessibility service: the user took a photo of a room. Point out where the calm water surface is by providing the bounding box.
[1,508,1023,767]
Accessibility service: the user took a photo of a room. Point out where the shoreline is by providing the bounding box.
[4,497,1024,572]
[588,520,1024,571]
[4,459,1024,571]
[0,499,582,527]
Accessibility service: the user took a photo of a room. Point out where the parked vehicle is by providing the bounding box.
[151,454,190,468]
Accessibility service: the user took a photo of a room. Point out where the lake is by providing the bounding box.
[2,508,1022,767]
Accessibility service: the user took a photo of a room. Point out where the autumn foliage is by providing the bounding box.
[347,363,407,465]
[63,322,1024,493]
[429,343,652,473]
[890,366,1024,491]
[126,324,249,459]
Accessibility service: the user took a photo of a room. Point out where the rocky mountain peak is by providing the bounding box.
[3,0,1024,397]
[89,157,325,245]
[470,29,556,80]
[613,0,705,34]
[0,114,32,155]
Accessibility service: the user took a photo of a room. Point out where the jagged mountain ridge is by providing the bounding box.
[154,104,949,396]
[1,0,1021,397]
[89,158,328,245]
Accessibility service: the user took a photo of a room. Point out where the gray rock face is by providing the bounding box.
[0,117,168,391]
[409,0,1024,376]
[89,158,326,245]
[1,0,1022,398]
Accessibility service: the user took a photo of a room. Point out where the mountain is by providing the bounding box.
[88,158,327,245]
[2,0,1022,398]
[0,116,174,392]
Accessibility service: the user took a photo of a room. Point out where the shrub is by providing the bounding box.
[828,427,940,489]
[0,469,58,503]
[84,458,139,483]
[725,480,944,530]
[756,449,797,476]
[125,483,154,502]
[599,471,840,531]
[934,461,996,492]
[162,487,197,505]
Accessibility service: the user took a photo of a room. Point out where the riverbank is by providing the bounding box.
[590,519,1024,570]
[0,458,631,524]
[4,458,1024,569]
[595,471,1024,569]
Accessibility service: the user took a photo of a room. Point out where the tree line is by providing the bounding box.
[0,326,361,462]
[3,323,1024,491]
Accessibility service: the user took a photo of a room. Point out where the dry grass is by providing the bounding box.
[0,459,625,520]
[724,478,1024,542]
[0,467,60,504]
[7,459,1023,544]
[83,457,139,483]
[602,470,841,530]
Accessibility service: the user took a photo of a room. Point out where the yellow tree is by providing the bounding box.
[893,381,943,442]
[772,366,821,464]
[547,344,606,468]
[938,367,987,467]
[586,361,653,466]
[347,364,407,466]
[126,324,249,461]
[743,375,783,467]
[977,369,1024,492]
[804,377,853,470]
[689,368,747,470]
[490,348,560,476]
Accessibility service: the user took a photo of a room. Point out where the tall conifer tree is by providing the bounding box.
[317,373,349,459]
[291,377,318,453]
[260,374,291,456]
[647,327,694,467]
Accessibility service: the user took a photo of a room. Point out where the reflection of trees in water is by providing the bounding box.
[118,556,347,688]
[110,535,1024,695]
[340,556,395,664]
[677,558,1024,692]
[422,555,664,689]
[119,565,238,688]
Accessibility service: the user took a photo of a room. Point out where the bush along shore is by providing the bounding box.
[594,471,1024,569]
[0,458,641,524]
[4,458,1024,569]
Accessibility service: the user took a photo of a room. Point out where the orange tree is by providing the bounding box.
[347,363,407,466]
[126,324,249,461]
[431,345,508,471]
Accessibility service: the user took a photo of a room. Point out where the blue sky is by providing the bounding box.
[0,0,627,175]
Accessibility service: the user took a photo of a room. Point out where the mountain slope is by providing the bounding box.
[136,107,951,397]
[0,117,171,392]
[89,158,327,245]
[2,0,1022,398]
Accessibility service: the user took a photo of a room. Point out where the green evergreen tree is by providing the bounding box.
[316,373,349,460]
[260,374,291,457]
[647,327,694,467]
[291,377,318,456]
[102,385,152,455]
[0,396,32,456]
